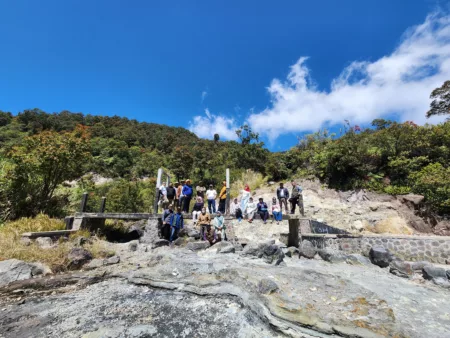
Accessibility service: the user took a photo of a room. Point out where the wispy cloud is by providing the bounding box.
[204,108,212,119]
[189,109,238,140]
[248,12,450,141]
[201,90,208,103]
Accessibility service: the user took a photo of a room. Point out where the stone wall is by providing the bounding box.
[301,234,450,264]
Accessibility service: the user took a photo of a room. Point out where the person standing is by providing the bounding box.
[178,181,185,209]
[205,184,217,214]
[161,204,174,240]
[174,182,180,208]
[197,207,211,240]
[196,183,206,199]
[276,182,289,213]
[257,198,269,224]
[169,207,184,243]
[166,183,176,207]
[182,179,193,213]
[240,184,251,213]
[159,182,169,211]
[246,197,257,223]
[289,181,304,216]
[214,211,226,241]
[218,181,227,213]
[271,197,282,225]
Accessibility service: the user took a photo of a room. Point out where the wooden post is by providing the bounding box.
[80,192,88,212]
[225,168,230,215]
[99,196,106,213]
[154,168,163,214]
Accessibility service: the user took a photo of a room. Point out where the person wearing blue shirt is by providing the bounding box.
[169,207,184,243]
[181,179,193,213]
[257,198,269,224]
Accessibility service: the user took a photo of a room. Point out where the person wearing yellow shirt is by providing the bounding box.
[218,181,227,213]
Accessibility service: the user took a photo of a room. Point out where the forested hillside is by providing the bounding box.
[0,97,449,222]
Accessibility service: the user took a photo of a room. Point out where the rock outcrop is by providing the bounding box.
[0,259,50,287]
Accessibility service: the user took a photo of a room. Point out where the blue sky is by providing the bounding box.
[0,0,449,150]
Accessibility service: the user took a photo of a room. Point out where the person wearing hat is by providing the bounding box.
[218,181,227,213]
[205,184,217,214]
[182,179,193,213]
[214,211,226,241]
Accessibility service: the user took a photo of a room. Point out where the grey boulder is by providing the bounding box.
[151,239,170,249]
[186,241,211,251]
[258,278,279,295]
[0,259,50,287]
[68,248,93,269]
[299,240,316,259]
[423,266,448,284]
[35,237,53,248]
[128,240,139,252]
[369,246,393,268]
[318,249,346,263]
[389,260,414,278]
[188,230,201,239]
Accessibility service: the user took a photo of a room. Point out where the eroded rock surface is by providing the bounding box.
[1,243,450,338]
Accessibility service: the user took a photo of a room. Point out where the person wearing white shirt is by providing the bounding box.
[245,197,257,223]
[205,184,217,214]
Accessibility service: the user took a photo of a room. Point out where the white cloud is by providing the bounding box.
[201,91,208,103]
[189,111,238,141]
[204,108,212,119]
[248,12,450,140]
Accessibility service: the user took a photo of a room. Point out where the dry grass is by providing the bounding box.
[0,214,113,272]
[230,170,267,198]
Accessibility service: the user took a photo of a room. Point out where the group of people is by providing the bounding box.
[161,204,226,245]
[158,179,304,244]
[158,180,227,214]
[229,181,304,224]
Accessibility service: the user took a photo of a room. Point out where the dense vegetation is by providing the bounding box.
[0,83,449,221]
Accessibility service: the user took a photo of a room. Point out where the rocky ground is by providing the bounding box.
[254,179,450,236]
[1,232,450,338]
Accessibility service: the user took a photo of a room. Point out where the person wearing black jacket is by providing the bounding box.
[276,183,289,213]
[166,183,176,206]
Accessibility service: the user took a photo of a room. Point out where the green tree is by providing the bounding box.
[236,124,259,145]
[427,80,450,118]
[0,126,91,220]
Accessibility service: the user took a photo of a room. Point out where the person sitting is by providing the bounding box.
[230,198,242,223]
[246,197,257,223]
[271,197,282,225]
[197,207,211,239]
[214,211,226,241]
[204,224,217,245]
[192,197,204,224]
[161,204,174,240]
[169,207,184,243]
[257,198,269,224]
